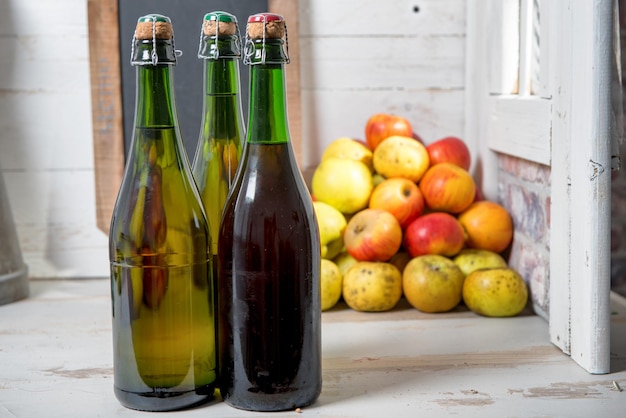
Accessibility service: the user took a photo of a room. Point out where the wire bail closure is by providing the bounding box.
[243,14,290,65]
[130,15,181,66]
[197,12,242,60]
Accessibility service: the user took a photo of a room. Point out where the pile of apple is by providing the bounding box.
[311,113,528,317]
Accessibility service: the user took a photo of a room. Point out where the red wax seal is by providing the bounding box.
[248,13,283,23]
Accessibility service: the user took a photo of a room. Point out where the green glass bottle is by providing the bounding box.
[191,11,245,286]
[109,14,216,412]
[217,13,322,412]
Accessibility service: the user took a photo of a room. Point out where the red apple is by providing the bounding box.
[412,131,425,144]
[403,212,466,257]
[369,178,425,228]
[352,138,370,150]
[365,113,413,150]
[419,163,476,214]
[473,187,485,202]
[426,136,471,170]
[344,208,403,262]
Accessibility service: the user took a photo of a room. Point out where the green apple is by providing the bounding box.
[452,248,508,277]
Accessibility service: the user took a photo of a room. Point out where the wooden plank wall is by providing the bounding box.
[298,0,467,172]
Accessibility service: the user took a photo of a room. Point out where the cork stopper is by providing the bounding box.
[203,11,238,37]
[135,14,173,40]
[246,13,285,40]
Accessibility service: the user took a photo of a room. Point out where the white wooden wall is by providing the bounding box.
[0,0,468,279]
[0,0,108,279]
[299,0,467,170]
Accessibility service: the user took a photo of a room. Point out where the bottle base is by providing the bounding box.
[221,389,320,412]
[115,384,216,412]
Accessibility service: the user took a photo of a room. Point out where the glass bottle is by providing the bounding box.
[191,11,245,288]
[217,13,322,412]
[109,14,216,412]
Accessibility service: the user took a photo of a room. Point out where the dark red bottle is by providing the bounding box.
[217,13,322,412]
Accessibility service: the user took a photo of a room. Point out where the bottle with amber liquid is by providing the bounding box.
[191,11,245,286]
[109,14,216,412]
[217,13,322,412]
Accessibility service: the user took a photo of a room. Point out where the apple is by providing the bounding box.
[419,162,476,214]
[463,267,528,317]
[352,138,371,150]
[313,201,347,259]
[403,255,465,313]
[458,201,514,253]
[373,135,431,182]
[342,261,403,312]
[322,137,374,172]
[311,158,373,214]
[332,251,359,277]
[412,131,425,144]
[403,212,465,257]
[344,208,403,262]
[368,178,425,228]
[365,113,413,150]
[389,251,412,274]
[426,136,471,170]
[473,187,485,202]
[452,248,508,277]
[320,259,343,311]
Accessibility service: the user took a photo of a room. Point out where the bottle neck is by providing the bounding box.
[246,39,290,144]
[132,40,178,129]
[200,35,241,96]
[204,58,241,96]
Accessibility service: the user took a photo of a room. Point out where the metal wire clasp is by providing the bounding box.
[243,14,290,65]
[197,16,242,60]
[130,17,181,66]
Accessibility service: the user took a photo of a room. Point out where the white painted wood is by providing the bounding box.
[298,0,467,170]
[486,0,520,95]
[469,0,614,373]
[0,0,108,279]
[555,0,613,374]
[299,0,466,36]
[464,0,499,200]
[546,0,573,361]
[486,95,551,165]
[1,279,625,417]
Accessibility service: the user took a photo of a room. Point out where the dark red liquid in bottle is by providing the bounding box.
[218,142,322,411]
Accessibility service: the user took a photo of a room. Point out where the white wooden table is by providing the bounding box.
[1,279,625,417]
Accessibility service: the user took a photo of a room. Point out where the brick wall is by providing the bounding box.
[497,155,552,318]
[612,0,626,297]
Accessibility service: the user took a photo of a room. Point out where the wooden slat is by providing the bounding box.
[87,0,124,235]
[269,0,303,166]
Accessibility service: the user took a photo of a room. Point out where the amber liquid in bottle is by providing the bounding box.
[109,14,216,412]
[217,14,322,412]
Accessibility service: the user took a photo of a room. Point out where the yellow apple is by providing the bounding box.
[463,268,528,317]
[321,259,343,311]
[403,254,465,313]
[312,158,373,215]
[322,137,374,172]
[342,261,402,312]
[372,135,430,182]
[313,201,347,259]
[333,251,359,277]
